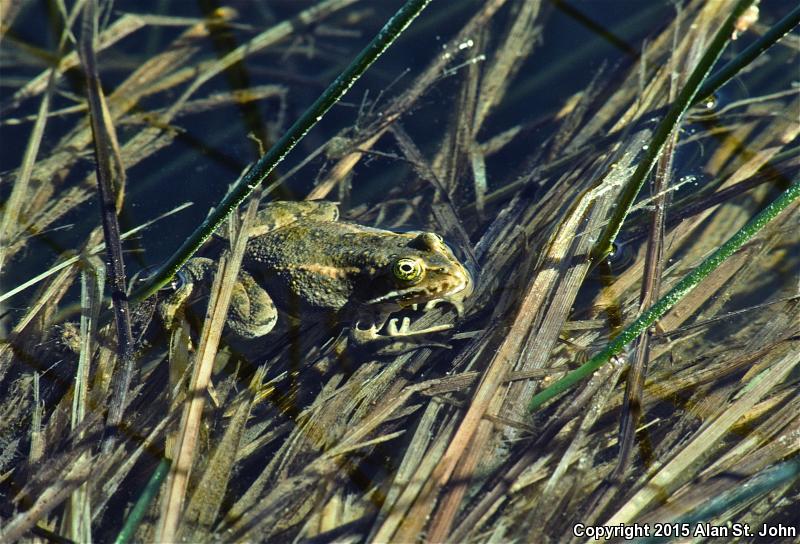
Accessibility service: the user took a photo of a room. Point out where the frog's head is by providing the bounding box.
[364,232,473,314]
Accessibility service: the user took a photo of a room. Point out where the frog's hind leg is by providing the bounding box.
[226,269,278,339]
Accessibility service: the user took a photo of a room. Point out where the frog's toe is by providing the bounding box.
[386,316,412,336]
[386,317,452,337]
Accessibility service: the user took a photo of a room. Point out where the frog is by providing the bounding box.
[159,201,473,352]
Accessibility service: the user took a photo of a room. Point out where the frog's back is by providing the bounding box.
[244,220,407,313]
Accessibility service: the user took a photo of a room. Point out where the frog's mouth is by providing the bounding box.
[363,264,473,313]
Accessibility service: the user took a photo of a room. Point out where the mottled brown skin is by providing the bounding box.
[163,201,472,348]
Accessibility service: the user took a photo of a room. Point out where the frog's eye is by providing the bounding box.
[392,257,424,283]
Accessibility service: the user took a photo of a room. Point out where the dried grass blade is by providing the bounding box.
[6,13,222,263]
[181,367,266,538]
[663,455,800,532]
[449,355,625,542]
[164,0,359,119]
[423,140,640,541]
[325,387,419,457]
[0,454,94,542]
[304,0,512,200]
[368,400,440,538]
[0,262,76,383]
[469,144,488,218]
[0,0,25,43]
[29,372,43,464]
[7,12,146,107]
[0,68,55,275]
[155,256,228,540]
[530,362,626,524]
[503,136,646,423]
[384,0,510,122]
[529,181,800,412]
[155,194,259,541]
[591,0,757,261]
[612,41,681,482]
[0,203,191,305]
[389,123,474,263]
[473,0,541,130]
[68,263,104,542]
[224,456,335,541]
[165,84,286,117]
[372,406,457,542]
[93,407,177,521]
[307,126,392,200]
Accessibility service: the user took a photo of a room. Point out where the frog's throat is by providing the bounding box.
[364,278,470,307]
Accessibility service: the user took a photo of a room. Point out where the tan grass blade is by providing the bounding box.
[155,195,260,541]
[0,70,55,275]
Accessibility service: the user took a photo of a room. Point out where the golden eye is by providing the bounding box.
[392,257,424,283]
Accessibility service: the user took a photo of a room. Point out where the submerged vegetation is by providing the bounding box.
[1,0,798,542]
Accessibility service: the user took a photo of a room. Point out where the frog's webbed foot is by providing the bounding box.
[386,317,453,337]
[350,298,463,353]
[351,317,453,345]
[350,319,452,356]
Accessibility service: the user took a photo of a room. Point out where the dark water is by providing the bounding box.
[3,1,792,283]
[1,0,684,285]
[2,1,794,290]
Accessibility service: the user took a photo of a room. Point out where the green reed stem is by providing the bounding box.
[130,0,432,303]
[590,0,755,263]
[530,180,800,412]
[694,4,800,107]
[114,458,171,544]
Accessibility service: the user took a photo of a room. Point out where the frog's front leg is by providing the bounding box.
[159,257,278,340]
[350,308,453,350]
